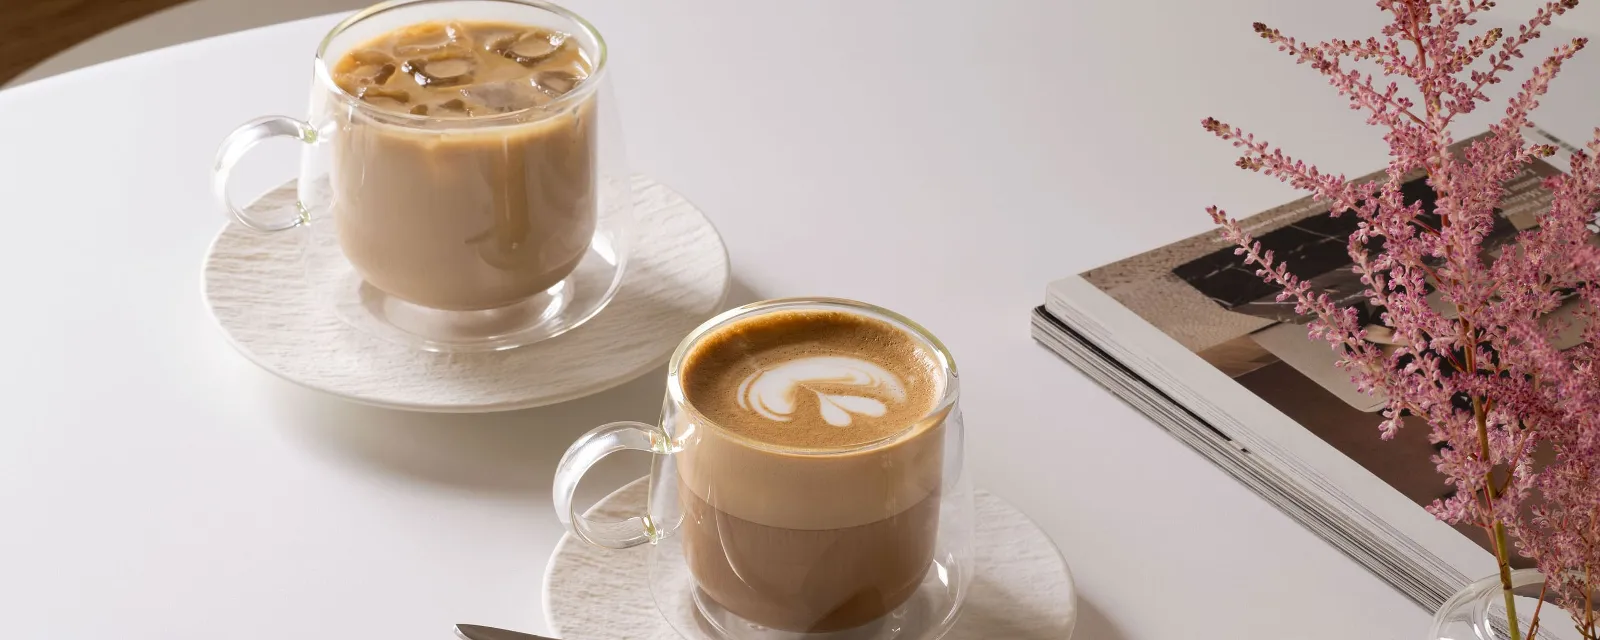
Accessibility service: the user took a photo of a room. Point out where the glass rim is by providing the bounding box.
[665,297,960,457]
[312,0,608,126]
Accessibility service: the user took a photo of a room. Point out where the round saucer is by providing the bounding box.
[202,176,729,413]
[544,478,1078,640]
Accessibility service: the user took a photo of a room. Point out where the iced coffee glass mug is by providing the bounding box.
[212,0,632,352]
[554,298,974,639]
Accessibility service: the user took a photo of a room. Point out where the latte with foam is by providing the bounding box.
[675,309,948,632]
[683,309,944,450]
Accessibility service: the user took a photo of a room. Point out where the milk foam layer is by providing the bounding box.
[736,356,908,427]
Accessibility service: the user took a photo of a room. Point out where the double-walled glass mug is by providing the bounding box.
[212,0,631,352]
[555,298,974,639]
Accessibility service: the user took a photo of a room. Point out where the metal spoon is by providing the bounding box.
[455,623,559,640]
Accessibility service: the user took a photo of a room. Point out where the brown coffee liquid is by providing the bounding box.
[331,20,591,116]
[681,310,944,450]
[680,485,939,632]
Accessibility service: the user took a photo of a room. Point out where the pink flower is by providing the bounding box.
[1207,1,1599,637]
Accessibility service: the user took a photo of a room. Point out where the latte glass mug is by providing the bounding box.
[211,0,632,352]
[554,298,974,639]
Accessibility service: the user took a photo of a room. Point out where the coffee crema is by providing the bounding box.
[674,308,949,632]
[681,309,944,450]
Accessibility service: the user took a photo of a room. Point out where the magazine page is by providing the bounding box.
[1049,129,1582,599]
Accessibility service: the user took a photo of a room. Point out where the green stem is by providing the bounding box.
[1476,395,1522,640]
[1492,520,1523,640]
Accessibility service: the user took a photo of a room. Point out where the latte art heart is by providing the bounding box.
[736,356,908,427]
[682,308,941,449]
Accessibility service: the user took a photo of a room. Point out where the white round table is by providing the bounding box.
[8,1,1597,638]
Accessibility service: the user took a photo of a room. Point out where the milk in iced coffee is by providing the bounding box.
[327,20,597,311]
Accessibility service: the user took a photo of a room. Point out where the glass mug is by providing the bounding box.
[554,298,974,639]
[212,0,632,352]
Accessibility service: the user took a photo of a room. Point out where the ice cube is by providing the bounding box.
[405,56,475,88]
[532,69,581,96]
[511,33,565,65]
[517,37,560,59]
[345,49,393,67]
[334,50,397,95]
[458,79,551,113]
[356,86,408,101]
[437,98,474,117]
[481,29,522,55]
[346,62,396,87]
[356,86,411,110]
[394,22,471,58]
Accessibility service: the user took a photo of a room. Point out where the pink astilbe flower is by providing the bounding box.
[1206,1,1600,638]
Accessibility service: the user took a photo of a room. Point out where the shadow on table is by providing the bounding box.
[266,360,664,495]
[1070,595,1128,640]
[263,277,769,498]
[723,277,763,308]
[950,574,1119,640]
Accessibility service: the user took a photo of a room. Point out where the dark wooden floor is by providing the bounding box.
[0,0,190,85]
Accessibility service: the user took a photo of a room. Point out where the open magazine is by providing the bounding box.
[1033,126,1585,616]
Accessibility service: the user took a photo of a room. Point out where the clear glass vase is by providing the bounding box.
[1429,569,1584,640]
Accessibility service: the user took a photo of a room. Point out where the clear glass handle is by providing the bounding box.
[211,115,317,231]
[553,421,671,549]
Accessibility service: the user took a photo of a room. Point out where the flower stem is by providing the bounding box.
[1476,395,1523,640]
[1525,578,1548,640]
[1494,520,1524,640]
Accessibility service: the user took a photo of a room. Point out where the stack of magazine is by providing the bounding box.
[1033,127,1583,613]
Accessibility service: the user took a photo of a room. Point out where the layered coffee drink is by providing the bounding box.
[327,20,596,311]
[677,309,948,632]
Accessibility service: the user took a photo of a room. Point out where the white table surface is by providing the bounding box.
[6,2,1600,639]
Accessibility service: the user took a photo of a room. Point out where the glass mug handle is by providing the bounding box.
[552,421,676,549]
[211,115,317,231]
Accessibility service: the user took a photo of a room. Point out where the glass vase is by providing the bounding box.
[1429,569,1584,640]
